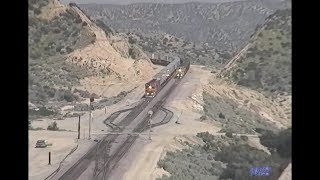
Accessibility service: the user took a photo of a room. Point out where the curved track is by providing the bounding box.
[96,81,181,180]
[58,60,188,180]
[58,101,149,180]
[149,107,174,129]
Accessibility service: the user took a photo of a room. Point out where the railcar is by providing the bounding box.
[145,57,181,97]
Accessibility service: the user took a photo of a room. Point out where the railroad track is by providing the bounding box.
[103,107,134,125]
[103,106,140,131]
[58,102,148,180]
[99,113,151,179]
[149,107,174,130]
[59,62,188,180]
[91,99,154,179]
[98,109,173,180]
[97,80,181,180]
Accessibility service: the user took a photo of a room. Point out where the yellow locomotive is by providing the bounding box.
[175,60,190,78]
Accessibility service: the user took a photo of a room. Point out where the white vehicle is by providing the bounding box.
[35,140,52,148]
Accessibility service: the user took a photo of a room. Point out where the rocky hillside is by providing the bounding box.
[29,0,95,105]
[78,0,290,68]
[222,9,291,97]
[28,0,154,115]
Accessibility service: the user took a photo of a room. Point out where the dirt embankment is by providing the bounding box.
[64,5,157,97]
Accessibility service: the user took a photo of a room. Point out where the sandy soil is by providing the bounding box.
[29,131,78,180]
[278,163,291,180]
[29,77,148,179]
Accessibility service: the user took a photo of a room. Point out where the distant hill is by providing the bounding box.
[223,9,291,96]
[78,0,289,68]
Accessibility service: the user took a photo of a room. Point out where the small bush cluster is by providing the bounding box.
[47,121,59,131]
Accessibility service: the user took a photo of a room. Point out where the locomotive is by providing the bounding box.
[145,57,181,97]
[175,60,190,78]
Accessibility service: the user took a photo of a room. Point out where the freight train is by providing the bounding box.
[145,57,181,98]
[175,60,190,78]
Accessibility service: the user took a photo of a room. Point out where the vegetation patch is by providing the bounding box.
[157,128,291,180]
[47,121,59,131]
[29,0,96,105]
[202,92,278,134]
[229,9,291,96]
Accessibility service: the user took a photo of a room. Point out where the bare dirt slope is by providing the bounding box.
[66,5,156,97]
[29,0,158,106]
[278,163,292,180]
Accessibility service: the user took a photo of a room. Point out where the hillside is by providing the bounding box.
[28,0,155,118]
[222,9,291,97]
[29,0,95,105]
[156,129,291,180]
[78,0,290,68]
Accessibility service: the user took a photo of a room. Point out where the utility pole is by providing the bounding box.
[175,111,183,124]
[48,152,51,165]
[148,110,153,140]
[78,115,81,139]
[89,102,91,140]
[89,97,94,140]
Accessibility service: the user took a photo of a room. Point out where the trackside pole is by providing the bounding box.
[148,110,153,140]
[78,116,81,139]
[48,152,51,165]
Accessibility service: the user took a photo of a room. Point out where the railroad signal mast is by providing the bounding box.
[148,110,153,140]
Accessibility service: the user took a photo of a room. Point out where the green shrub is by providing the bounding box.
[29,107,55,116]
[34,8,41,15]
[53,28,61,34]
[66,46,73,53]
[129,48,136,59]
[260,128,292,158]
[128,37,136,44]
[218,112,225,119]
[200,115,207,120]
[95,19,113,34]
[69,2,77,7]
[240,135,249,141]
[225,132,233,138]
[47,121,59,131]
[63,91,76,102]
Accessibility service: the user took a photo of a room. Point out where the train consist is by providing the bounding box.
[145,57,190,98]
